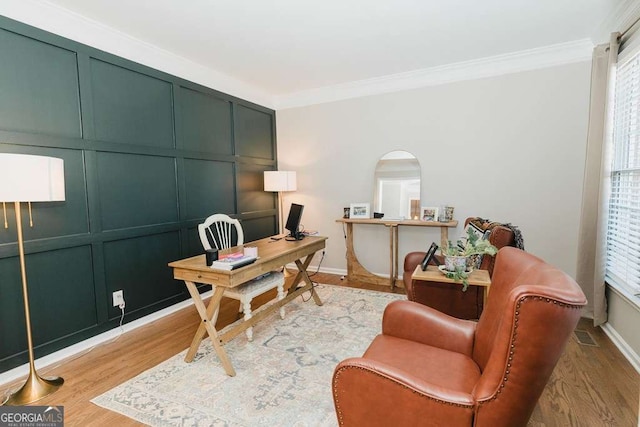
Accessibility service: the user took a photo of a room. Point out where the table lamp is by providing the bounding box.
[0,153,65,405]
[264,171,297,236]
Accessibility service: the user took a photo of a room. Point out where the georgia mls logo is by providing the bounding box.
[43,406,63,421]
[0,405,64,426]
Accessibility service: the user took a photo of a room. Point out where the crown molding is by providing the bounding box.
[0,0,275,108]
[274,39,594,110]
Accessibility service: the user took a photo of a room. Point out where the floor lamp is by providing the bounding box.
[263,171,297,236]
[0,153,65,406]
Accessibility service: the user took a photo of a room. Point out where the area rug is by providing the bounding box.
[91,284,405,426]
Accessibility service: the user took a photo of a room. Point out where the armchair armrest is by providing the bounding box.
[404,251,426,273]
[382,301,476,356]
[333,358,474,426]
[404,251,445,273]
[403,251,425,295]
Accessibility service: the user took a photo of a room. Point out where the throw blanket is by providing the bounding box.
[474,217,525,250]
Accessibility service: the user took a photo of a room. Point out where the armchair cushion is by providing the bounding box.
[381,300,476,356]
[364,335,481,392]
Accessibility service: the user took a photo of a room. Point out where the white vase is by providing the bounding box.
[444,255,468,272]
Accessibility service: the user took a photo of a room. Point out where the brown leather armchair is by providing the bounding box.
[332,247,586,427]
[403,217,517,319]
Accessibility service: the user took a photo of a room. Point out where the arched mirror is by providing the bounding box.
[373,150,421,220]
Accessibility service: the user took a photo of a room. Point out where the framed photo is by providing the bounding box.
[421,206,439,222]
[350,203,371,219]
[421,242,440,270]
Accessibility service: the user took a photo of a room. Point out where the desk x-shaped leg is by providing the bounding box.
[182,252,323,377]
[183,282,236,376]
[288,254,324,306]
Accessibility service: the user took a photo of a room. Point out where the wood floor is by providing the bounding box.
[1,273,638,426]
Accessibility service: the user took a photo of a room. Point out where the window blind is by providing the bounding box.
[608,49,640,298]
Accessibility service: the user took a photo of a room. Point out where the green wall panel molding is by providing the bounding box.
[235,104,275,160]
[96,152,179,231]
[242,216,278,242]
[237,163,276,214]
[186,226,208,259]
[183,158,235,220]
[0,246,97,362]
[0,28,81,138]
[103,232,183,319]
[0,16,277,372]
[179,87,233,154]
[27,246,98,344]
[0,255,30,360]
[90,58,175,148]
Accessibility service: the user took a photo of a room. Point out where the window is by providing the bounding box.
[607,48,640,300]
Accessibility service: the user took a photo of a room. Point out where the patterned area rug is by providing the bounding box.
[91,284,405,426]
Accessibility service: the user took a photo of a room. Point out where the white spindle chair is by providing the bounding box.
[198,214,285,341]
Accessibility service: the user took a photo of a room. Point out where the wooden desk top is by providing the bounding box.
[412,265,491,287]
[168,235,327,288]
[336,218,458,227]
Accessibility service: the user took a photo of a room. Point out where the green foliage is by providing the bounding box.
[443,267,471,291]
[441,227,498,257]
[441,227,498,291]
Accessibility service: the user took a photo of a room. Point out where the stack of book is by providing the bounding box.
[210,251,257,271]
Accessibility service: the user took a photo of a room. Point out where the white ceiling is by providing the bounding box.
[1,0,635,107]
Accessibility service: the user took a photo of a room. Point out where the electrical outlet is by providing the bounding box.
[112,290,124,307]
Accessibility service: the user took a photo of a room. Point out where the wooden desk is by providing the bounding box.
[168,235,327,376]
[412,265,491,303]
[336,218,458,289]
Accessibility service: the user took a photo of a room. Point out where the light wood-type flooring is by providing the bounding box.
[1,273,638,426]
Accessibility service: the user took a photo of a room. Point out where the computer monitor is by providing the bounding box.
[285,203,304,240]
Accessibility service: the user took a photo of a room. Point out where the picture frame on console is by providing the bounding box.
[350,203,370,219]
[421,206,439,222]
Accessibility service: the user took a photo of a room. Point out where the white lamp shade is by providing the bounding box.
[264,171,297,192]
[0,154,65,202]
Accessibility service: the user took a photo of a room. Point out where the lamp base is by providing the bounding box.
[3,370,63,406]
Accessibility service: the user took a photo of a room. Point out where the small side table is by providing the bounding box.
[412,265,491,305]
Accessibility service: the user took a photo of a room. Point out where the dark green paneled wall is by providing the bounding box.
[179,88,233,154]
[0,16,278,372]
[0,28,81,137]
[90,59,175,148]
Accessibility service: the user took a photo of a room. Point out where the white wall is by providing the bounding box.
[277,61,591,280]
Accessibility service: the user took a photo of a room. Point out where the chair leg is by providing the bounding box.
[277,283,285,319]
[242,298,253,341]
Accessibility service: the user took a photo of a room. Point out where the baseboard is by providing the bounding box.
[286,263,346,277]
[600,322,640,374]
[0,290,213,387]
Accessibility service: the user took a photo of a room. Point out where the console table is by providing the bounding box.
[336,218,458,289]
